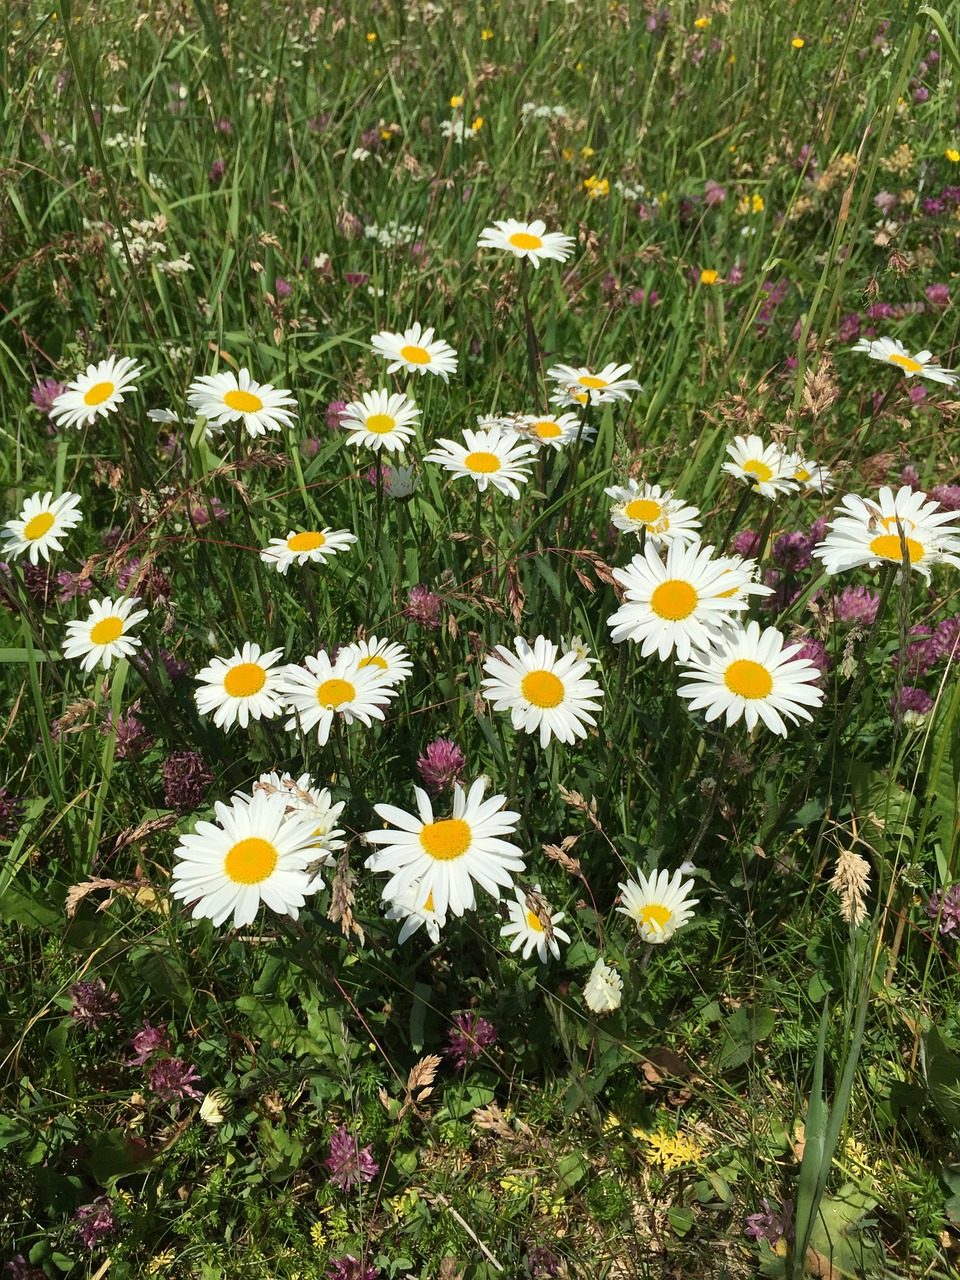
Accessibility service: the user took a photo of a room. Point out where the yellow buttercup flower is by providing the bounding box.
[562,147,574,161]
[481,28,494,39]
[700,269,719,285]
[752,194,765,212]
[580,146,595,158]
[471,116,483,131]
[694,15,710,27]
[450,95,464,108]
[946,149,960,163]
[366,31,377,41]
[792,37,804,48]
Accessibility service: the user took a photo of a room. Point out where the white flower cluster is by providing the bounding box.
[364,220,420,249]
[520,102,570,123]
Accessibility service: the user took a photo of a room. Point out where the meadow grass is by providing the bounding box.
[3,0,960,1276]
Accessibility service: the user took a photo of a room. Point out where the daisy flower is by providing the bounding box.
[515,411,592,450]
[677,620,825,736]
[370,322,458,382]
[252,770,346,889]
[788,453,833,495]
[852,336,958,386]
[583,957,623,1014]
[722,435,799,499]
[194,642,289,730]
[278,649,395,745]
[339,635,413,686]
[812,485,960,579]
[2,490,82,564]
[383,464,421,499]
[710,552,775,604]
[546,362,642,407]
[424,426,536,499]
[170,788,323,928]
[603,480,702,547]
[339,389,420,452]
[480,635,604,748]
[477,218,575,268]
[607,540,749,662]
[364,777,525,920]
[617,867,698,944]
[384,882,447,944]
[260,528,358,574]
[186,368,298,437]
[62,595,149,672]
[50,355,144,430]
[500,884,571,962]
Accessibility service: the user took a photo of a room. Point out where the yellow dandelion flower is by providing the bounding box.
[380,129,392,140]
[752,194,765,212]
[792,37,804,48]
[366,31,377,42]
[562,147,574,161]
[450,95,464,108]
[946,149,960,163]
[603,1112,622,1133]
[700,268,720,285]
[471,116,484,131]
[581,146,595,158]
[694,16,710,27]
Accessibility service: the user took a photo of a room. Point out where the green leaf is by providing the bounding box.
[924,1026,960,1132]
[717,1004,775,1071]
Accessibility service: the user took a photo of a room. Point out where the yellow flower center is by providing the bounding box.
[532,420,562,439]
[223,662,267,697]
[578,375,609,389]
[521,669,565,708]
[869,532,924,563]
[650,579,698,620]
[743,459,773,482]
[624,498,663,524]
[724,658,774,699]
[399,344,431,365]
[365,413,396,434]
[316,678,355,708]
[464,450,501,474]
[89,615,124,645]
[287,531,326,552]
[508,231,543,251]
[640,903,672,930]
[886,353,923,373]
[224,836,278,885]
[795,467,811,483]
[23,512,56,541]
[359,654,389,669]
[526,910,545,933]
[569,390,589,404]
[83,380,116,406]
[419,817,471,860]
[223,388,265,413]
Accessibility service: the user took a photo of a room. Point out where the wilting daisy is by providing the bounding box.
[546,362,642,407]
[788,453,833,495]
[383,464,421,499]
[186,368,298,437]
[339,389,420,452]
[371,322,458,382]
[583,957,623,1014]
[852,336,958,386]
[384,882,447,944]
[480,635,604,748]
[278,648,394,745]
[617,867,698,944]
[500,884,571,962]
[813,485,960,580]
[260,528,358,574]
[2,490,82,563]
[607,540,749,662]
[477,218,575,268]
[339,635,413,686]
[677,620,825,736]
[50,355,144,430]
[252,770,346,889]
[515,411,592,450]
[194,642,289,730]
[722,435,798,499]
[170,788,323,928]
[604,480,702,547]
[62,595,149,671]
[364,777,525,919]
[425,426,536,499]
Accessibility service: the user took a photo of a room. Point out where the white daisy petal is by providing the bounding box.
[277,648,395,745]
[339,388,420,452]
[812,484,960,580]
[186,367,298,438]
[50,355,144,430]
[259,528,358,574]
[62,595,149,672]
[477,218,576,269]
[193,641,289,730]
[481,635,603,748]
[2,490,82,564]
[424,425,536,499]
[722,434,799,499]
[603,479,702,547]
[852,336,958,386]
[499,883,570,962]
[546,361,642,408]
[617,867,698,943]
[370,322,458,381]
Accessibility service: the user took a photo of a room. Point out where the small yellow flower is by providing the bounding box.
[310,1222,326,1248]
[380,129,392,140]
[642,1128,706,1171]
[562,147,574,161]
[700,268,720,285]
[752,194,764,212]
[694,15,710,27]
[581,146,595,158]
[583,175,609,198]
[792,37,804,48]
[481,28,494,39]
[471,116,484,131]
[146,1253,175,1276]
[450,95,464,108]
[500,1173,530,1195]
[537,1188,566,1217]
[603,1112,621,1133]
[389,1188,420,1218]
[366,31,377,42]
[946,149,960,163]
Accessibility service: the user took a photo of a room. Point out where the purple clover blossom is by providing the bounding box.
[162,751,214,811]
[215,116,233,134]
[325,1124,379,1192]
[793,636,830,677]
[893,625,938,680]
[874,190,897,215]
[732,529,760,558]
[930,484,960,512]
[900,465,921,490]
[837,312,861,343]
[891,685,933,718]
[73,1198,118,1250]
[31,378,68,418]
[745,1198,794,1246]
[326,1258,380,1280]
[147,1056,203,1103]
[209,158,226,183]
[417,738,467,795]
[834,586,880,625]
[925,884,960,938]
[0,788,25,839]
[5,1257,44,1279]
[908,383,928,404]
[526,1247,560,1278]
[135,647,190,682]
[127,1020,172,1065]
[69,979,120,1031]
[772,530,813,572]
[925,283,950,307]
[647,6,669,33]
[933,616,960,660]
[326,400,348,431]
[102,701,154,759]
[446,1012,497,1068]
[404,584,443,630]
[627,287,660,307]
[116,558,171,602]
[190,496,227,527]
[56,569,93,602]
[275,277,293,298]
